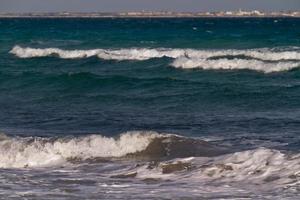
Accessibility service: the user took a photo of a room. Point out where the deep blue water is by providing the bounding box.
[1,18,300,199]
[1,18,300,149]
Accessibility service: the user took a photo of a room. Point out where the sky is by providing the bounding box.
[0,0,299,13]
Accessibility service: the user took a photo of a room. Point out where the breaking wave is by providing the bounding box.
[124,148,300,190]
[0,131,158,168]
[0,131,223,168]
[10,45,183,60]
[10,45,300,61]
[10,45,300,73]
[171,57,300,73]
[1,131,300,191]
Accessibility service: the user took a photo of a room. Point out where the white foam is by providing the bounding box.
[10,45,184,60]
[10,45,300,61]
[198,148,300,185]
[0,131,159,168]
[98,48,185,60]
[171,57,300,73]
[134,148,300,189]
[10,45,300,73]
[10,45,101,59]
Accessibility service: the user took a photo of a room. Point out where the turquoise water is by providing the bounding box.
[1,18,300,199]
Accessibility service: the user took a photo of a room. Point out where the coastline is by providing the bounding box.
[0,11,299,18]
[1,16,299,19]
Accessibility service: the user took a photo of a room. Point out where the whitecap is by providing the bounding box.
[171,57,300,73]
[10,45,300,73]
[0,131,159,168]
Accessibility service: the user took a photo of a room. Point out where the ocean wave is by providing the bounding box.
[0,131,223,168]
[9,45,183,60]
[10,45,300,73]
[10,45,300,61]
[126,148,300,189]
[0,131,158,168]
[1,131,300,190]
[171,57,300,73]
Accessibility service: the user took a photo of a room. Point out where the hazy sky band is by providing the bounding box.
[0,0,299,12]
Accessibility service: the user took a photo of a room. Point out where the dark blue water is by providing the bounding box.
[1,18,300,199]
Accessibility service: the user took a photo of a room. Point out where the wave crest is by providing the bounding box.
[10,45,300,61]
[10,45,300,73]
[9,45,182,60]
[131,148,300,189]
[171,57,300,73]
[0,131,159,168]
[0,131,224,168]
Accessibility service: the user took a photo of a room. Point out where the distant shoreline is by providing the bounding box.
[0,11,299,18]
[0,16,299,19]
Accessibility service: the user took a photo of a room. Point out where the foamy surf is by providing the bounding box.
[111,147,300,193]
[10,45,300,73]
[1,132,299,197]
[9,45,183,60]
[171,57,300,73]
[0,131,159,168]
[0,131,225,168]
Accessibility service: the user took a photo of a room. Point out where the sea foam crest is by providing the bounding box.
[10,45,300,73]
[0,131,159,168]
[10,45,183,60]
[171,57,300,73]
[198,147,300,185]
[10,45,300,61]
[134,148,300,188]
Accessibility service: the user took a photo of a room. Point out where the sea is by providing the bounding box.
[0,17,300,199]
